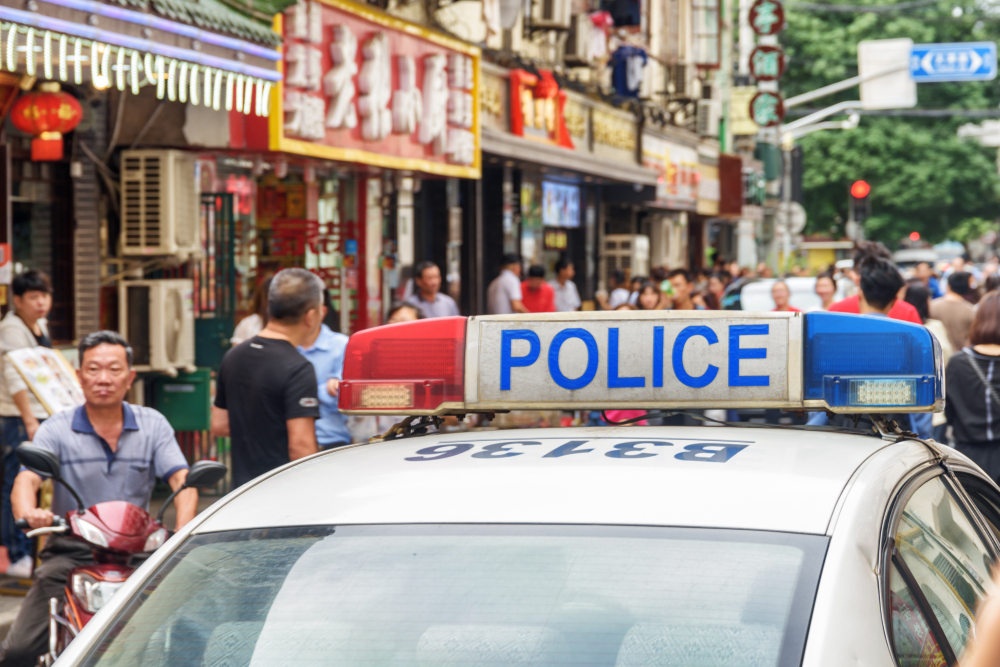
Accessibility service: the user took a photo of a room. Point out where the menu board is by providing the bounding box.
[7,348,84,416]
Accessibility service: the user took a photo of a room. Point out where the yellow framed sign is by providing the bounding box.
[270,0,481,179]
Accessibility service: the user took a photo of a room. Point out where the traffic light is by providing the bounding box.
[850,180,871,223]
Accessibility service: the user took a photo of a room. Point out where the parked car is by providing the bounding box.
[722,276,853,311]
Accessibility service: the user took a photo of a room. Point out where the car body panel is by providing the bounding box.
[802,440,936,667]
[51,426,992,667]
[194,426,892,536]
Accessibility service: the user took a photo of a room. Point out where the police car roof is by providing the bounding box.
[196,426,922,537]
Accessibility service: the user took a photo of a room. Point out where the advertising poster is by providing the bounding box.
[7,348,84,416]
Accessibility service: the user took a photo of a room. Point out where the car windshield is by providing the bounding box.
[82,525,827,667]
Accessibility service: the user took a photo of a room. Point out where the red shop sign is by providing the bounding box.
[510,69,574,150]
[271,0,481,178]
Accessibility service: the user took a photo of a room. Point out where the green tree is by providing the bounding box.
[781,1,1000,245]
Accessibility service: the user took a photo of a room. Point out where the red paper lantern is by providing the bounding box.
[10,83,83,161]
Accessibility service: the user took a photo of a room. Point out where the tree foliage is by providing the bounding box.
[781,0,1000,245]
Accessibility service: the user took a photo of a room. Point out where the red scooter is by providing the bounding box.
[14,444,226,665]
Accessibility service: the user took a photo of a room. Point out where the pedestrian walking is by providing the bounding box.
[813,273,836,311]
[828,241,922,323]
[0,270,53,579]
[387,303,421,323]
[596,270,630,310]
[404,261,460,318]
[627,275,646,306]
[521,265,555,313]
[549,259,581,312]
[635,282,664,310]
[232,277,271,346]
[486,254,528,315]
[944,291,1000,482]
[211,268,321,488]
[931,271,976,352]
[904,281,954,364]
[297,291,351,451]
[707,273,726,307]
[915,261,943,299]
[771,281,801,312]
[667,270,704,311]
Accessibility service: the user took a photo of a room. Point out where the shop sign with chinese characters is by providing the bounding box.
[750,91,784,127]
[749,0,784,35]
[510,69,574,149]
[641,133,699,210]
[273,0,481,178]
[749,45,784,81]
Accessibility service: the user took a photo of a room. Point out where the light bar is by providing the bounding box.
[338,312,944,416]
[803,311,941,410]
[339,317,466,414]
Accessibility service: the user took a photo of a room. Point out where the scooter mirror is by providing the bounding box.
[16,443,61,480]
[185,461,228,489]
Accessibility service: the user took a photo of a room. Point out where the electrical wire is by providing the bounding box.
[787,0,945,11]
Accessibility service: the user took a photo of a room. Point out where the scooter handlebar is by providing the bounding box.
[15,515,65,531]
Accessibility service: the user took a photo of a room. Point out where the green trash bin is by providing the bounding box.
[150,369,211,432]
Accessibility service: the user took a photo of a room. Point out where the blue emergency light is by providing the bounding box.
[803,312,943,410]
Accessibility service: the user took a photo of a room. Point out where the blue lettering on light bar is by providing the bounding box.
[803,312,942,409]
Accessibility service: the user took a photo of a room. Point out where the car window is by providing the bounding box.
[894,476,997,660]
[81,525,828,667]
[888,561,949,667]
[955,473,1000,545]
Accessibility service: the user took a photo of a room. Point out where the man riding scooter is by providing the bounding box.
[0,331,198,666]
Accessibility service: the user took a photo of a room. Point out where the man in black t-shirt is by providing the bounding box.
[212,269,322,487]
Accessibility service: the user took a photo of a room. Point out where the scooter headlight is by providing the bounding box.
[143,528,168,553]
[75,519,108,548]
[71,573,124,613]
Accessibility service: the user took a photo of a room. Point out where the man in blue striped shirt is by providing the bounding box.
[1,331,194,666]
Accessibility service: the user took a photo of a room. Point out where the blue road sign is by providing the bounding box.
[910,42,997,82]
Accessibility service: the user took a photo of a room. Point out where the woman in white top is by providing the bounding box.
[231,277,271,346]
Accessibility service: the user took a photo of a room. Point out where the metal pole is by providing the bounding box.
[782,100,862,133]
[783,64,908,108]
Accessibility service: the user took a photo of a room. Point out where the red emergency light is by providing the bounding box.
[850,180,870,199]
[339,317,467,414]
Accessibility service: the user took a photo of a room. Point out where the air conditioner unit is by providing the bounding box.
[697,99,720,137]
[601,234,650,285]
[535,0,571,30]
[119,279,195,373]
[120,150,200,259]
[564,14,592,66]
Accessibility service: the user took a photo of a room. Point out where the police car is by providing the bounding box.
[54,311,1000,667]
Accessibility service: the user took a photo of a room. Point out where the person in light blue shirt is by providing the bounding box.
[297,293,351,449]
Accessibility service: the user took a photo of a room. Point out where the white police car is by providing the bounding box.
[55,312,1000,667]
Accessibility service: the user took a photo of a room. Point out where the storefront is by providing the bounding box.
[237,0,481,330]
[0,0,279,344]
[640,127,700,272]
[480,62,657,303]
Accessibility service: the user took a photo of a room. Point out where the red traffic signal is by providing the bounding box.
[851,180,871,199]
[909,231,920,241]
